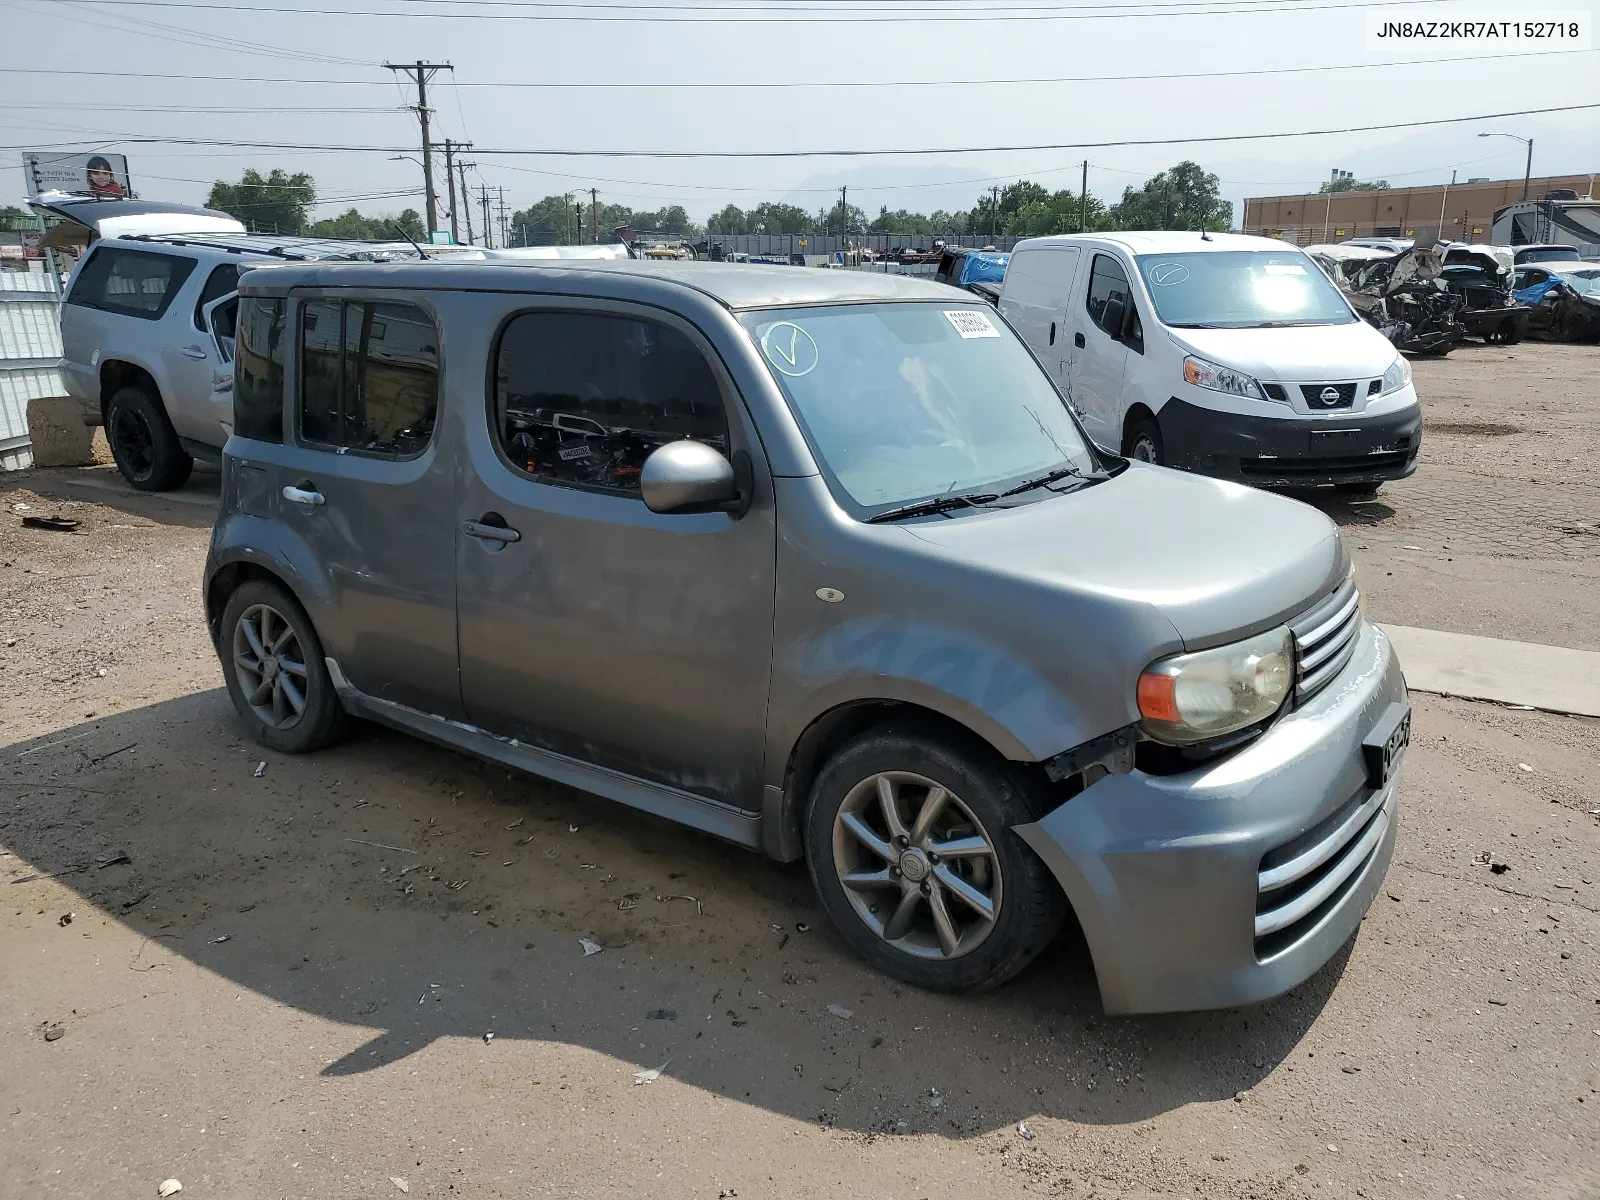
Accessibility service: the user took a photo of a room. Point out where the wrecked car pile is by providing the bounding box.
[1305,242,1465,355]
[1439,244,1528,344]
[1514,266,1600,343]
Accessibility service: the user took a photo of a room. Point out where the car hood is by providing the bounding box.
[1164,320,1396,381]
[903,464,1345,647]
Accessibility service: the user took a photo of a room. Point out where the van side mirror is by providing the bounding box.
[1100,296,1127,338]
[641,440,743,515]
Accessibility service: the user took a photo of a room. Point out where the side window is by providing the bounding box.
[234,297,285,443]
[1085,253,1132,334]
[494,311,727,495]
[66,246,198,321]
[297,299,439,459]
[193,263,241,331]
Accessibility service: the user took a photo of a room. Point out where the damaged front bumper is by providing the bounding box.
[1014,620,1406,1015]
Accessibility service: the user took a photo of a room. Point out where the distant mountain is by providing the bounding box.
[782,162,1003,217]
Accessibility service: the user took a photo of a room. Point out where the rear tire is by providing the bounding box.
[106,385,192,492]
[219,580,349,754]
[1123,415,1164,465]
[804,725,1065,992]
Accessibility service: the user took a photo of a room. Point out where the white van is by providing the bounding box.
[999,232,1421,493]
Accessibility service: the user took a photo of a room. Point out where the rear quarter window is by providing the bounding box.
[67,246,198,321]
[234,297,286,443]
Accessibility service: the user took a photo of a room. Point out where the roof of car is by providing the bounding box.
[98,232,435,262]
[1011,231,1291,255]
[235,258,965,309]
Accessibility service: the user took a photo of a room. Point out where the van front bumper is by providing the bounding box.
[1156,396,1420,488]
[1014,620,1404,1015]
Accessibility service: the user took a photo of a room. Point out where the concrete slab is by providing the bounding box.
[1380,624,1600,718]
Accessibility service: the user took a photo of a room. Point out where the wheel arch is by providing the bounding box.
[205,556,314,653]
[1121,402,1159,453]
[99,359,164,422]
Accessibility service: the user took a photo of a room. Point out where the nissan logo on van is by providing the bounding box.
[1319,387,1341,404]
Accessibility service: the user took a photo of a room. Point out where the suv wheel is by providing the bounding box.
[1123,416,1163,465]
[106,385,192,492]
[220,580,348,754]
[805,726,1064,992]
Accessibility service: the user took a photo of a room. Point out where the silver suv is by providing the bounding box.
[42,195,424,490]
[204,261,1410,1011]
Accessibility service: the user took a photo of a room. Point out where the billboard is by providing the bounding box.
[23,152,133,200]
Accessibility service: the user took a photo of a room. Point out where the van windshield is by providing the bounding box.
[1134,250,1356,329]
[742,302,1098,517]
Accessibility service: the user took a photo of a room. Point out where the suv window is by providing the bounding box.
[493,310,728,494]
[1085,253,1131,333]
[235,297,286,443]
[193,264,240,331]
[68,246,197,321]
[298,299,438,459]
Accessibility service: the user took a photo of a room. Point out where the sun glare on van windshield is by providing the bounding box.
[1136,251,1356,329]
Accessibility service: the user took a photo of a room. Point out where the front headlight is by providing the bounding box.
[1183,354,1265,400]
[1379,355,1412,395]
[1136,627,1293,745]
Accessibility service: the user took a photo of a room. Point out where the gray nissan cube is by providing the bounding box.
[203,261,1409,1013]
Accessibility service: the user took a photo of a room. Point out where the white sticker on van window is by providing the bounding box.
[1264,263,1307,276]
[1147,262,1189,286]
[759,321,820,377]
[944,309,1000,338]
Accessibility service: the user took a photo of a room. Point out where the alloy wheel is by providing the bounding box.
[1130,434,1160,463]
[232,603,310,730]
[109,407,155,481]
[831,770,1003,960]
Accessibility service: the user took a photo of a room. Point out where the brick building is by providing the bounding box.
[1242,173,1597,245]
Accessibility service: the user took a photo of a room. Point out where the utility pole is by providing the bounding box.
[1522,136,1533,202]
[573,200,583,246]
[1438,169,1455,242]
[590,188,599,245]
[839,185,847,242]
[479,185,493,249]
[384,60,452,238]
[496,187,509,250]
[1080,160,1088,232]
[990,185,1000,240]
[442,139,470,246]
[456,157,476,245]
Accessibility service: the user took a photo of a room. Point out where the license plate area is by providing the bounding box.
[1361,701,1411,788]
[1310,428,1365,453]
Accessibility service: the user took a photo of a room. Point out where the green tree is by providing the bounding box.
[823,201,869,236]
[746,202,813,235]
[1006,190,1112,237]
[206,168,315,234]
[511,195,583,241]
[928,209,968,235]
[1110,161,1231,231]
[308,207,425,242]
[869,207,935,235]
[0,204,25,229]
[706,204,749,235]
[1319,177,1390,193]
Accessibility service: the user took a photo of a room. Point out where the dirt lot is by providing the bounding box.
[1,342,1597,1198]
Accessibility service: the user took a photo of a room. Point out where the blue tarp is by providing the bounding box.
[1513,278,1565,306]
[957,252,1009,287]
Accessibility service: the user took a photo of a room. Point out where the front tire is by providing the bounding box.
[219,580,348,754]
[805,725,1065,992]
[1123,415,1164,465]
[106,385,192,492]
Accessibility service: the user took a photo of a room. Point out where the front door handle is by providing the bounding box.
[463,515,521,544]
[180,345,208,360]
[282,484,325,506]
[1073,331,1086,348]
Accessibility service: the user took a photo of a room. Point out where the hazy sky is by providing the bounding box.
[3,0,1598,228]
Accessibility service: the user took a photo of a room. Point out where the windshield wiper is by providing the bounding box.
[865,492,998,524]
[1001,464,1105,496]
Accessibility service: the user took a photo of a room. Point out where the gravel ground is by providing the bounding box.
[0,344,1596,1199]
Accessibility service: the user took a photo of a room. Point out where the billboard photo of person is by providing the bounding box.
[85,156,127,199]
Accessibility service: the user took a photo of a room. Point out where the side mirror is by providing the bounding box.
[641,440,740,515]
[1101,296,1127,338]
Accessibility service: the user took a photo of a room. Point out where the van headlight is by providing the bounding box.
[1182,355,1265,400]
[1379,355,1412,395]
[1136,628,1293,745]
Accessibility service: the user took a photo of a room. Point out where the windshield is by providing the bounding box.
[1563,269,1600,296]
[742,302,1097,516]
[1520,247,1579,263]
[1134,250,1355,328]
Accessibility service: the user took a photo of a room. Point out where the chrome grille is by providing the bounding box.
[1290,574,1361,703]
[1299,382,1357,410]
[1255,782,1391,960]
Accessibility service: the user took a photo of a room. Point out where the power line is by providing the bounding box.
[2,46,1587,90]
[13,0,370,64]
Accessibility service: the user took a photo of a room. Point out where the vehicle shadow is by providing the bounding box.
[1288,488,1399,529]
[1,691,1350,1134]
[3,464,220,532]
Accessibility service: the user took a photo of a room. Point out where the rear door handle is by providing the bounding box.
[463,518,521,544]
[180,345,208,360]
[1073,331,1086,348]
[282,484,325,506]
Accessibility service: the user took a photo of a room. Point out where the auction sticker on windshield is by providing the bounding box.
[944,309,1000,338]
[759,321,820,377]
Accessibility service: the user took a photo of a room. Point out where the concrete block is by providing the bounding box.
[25,395,95,467]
